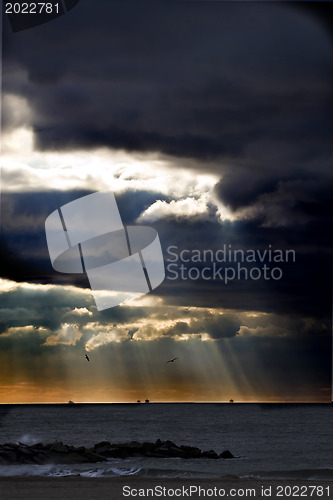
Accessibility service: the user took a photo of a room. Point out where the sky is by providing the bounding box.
[1,0,332,403]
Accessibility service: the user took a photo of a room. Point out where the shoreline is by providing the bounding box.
[0,476,332,500]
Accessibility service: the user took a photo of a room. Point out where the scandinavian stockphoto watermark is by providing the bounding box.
[165,245,296,283]
[45,191,165,311]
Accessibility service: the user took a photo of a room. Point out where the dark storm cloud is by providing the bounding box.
[215,171,333,229]
[156,212,331,319]
[3,1,333,240]
[3,1,332,164]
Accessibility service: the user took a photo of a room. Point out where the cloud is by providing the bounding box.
[44,323,82,346]
[0,276,330,402]
[2,276,328,348]
[0,278,95,334]
[3,2,332,167]
[215,172,333,228]
[1,184,332,323]
[65,307,92,318]
[137,197,218,223]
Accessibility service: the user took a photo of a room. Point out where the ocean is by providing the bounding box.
[0,403,332,480]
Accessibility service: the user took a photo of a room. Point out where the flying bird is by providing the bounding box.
[167,357,178,363]
[85,354,90,362]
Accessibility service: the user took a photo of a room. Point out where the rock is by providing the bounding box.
[154,445,186,458]
[31,443,44,450]
[164,440,177,448]
[142,442,155,453]
[219,450,234,459]
[180,445,201,458]
[201,450,219,459]
[2,444,18,451]
[93,441,111,450]
[122,441,145,455]
[92,444,112,455]
[83,450,107,463]
[144,450,168,458]
[103,446,129,459]
[57,452,91,464]
[50,442,70,453]
[125,441,144,449]
[0,440,234,463]
[0,450,17,463]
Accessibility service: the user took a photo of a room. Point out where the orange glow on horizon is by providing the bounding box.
[0,384,330,405]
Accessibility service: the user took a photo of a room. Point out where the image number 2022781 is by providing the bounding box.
[4,0,80,31]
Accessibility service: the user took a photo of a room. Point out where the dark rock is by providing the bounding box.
[93,441,111,449]
[201,450,219,459]
[0,440,234,464]
[144,450,169,458]
[164,440,177,448]
[83,450,107,463]
[104,446,129,459]
[49,443,69,453]
[92,444,112,455]
[125,441,144,449]
[17,447,34,457]
[219,450,234,459]
[31,443,44,450]
[154,445,186,458]
[2,444,18,451]
[0,451,17,462]
[55,452,91,464]
[180,445,202,458]
[142,442,155,453]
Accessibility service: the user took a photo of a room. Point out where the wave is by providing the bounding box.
[0,463,221,479]
[2,463,333,480]
[80,467,141,477]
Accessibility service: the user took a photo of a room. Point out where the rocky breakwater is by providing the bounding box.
[0,440,235,465]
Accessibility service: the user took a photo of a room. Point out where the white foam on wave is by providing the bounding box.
[110,467,142,476]
[48,469,77,477]
[80,469,105,478]
[80,467,142,477]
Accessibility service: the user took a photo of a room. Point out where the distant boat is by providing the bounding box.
[137,400,141,403]
[68,400,75,405]
[145,399,150,403]
[229,399,234,403]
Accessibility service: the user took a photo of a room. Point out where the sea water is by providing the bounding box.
[0,403,332,479]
